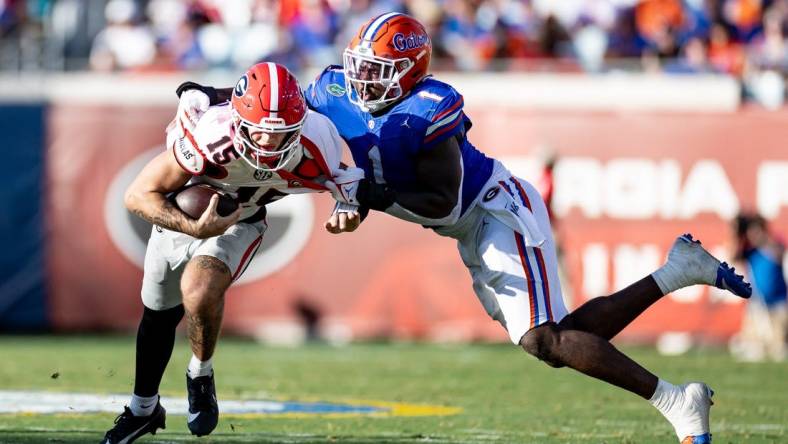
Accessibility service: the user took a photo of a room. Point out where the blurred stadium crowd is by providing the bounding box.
[1,0,787,105]
[0,0,785,73]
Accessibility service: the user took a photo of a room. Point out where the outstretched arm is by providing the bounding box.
[358,135,462,225]
[397,135,462,218]
[175,81,232,105]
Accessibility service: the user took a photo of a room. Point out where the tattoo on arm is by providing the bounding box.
[131,198,194,235]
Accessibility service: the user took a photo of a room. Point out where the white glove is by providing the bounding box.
[172,89,210,137]
[332,201,360,214]
[324,167,365,206]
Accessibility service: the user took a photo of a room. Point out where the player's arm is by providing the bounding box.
[356,135,462,225]
[124,150,240,239]
[313,122,364,233]
[175,81,232,105]
[396,135,461,218]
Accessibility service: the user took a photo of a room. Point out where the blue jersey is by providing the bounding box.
[305,66,494,216]
[744,246,788,306]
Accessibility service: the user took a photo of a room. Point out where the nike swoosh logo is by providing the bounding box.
[187,411,201,423]
[117,422,152,444]
[139,403,153,409]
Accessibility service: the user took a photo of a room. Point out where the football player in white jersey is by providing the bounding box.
[101,62,363,444]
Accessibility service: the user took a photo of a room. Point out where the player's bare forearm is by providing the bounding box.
[396,136,462,218]
[127,193,196,236]
[125,150,195,234]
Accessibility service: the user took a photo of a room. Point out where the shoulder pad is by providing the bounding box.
[172,135,206,175]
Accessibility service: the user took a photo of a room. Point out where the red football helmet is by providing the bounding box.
[343,12,432,112]
[231,62,307,171]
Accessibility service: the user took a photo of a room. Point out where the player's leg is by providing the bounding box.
[179,255,229,437]
[476,178,718,443]
[102,227,186,444]
[180,222,264,437]
[559,277,662,340]
[523,323,714,443]
[479,225,713,443]
[561,234,752,341]
[181,255,231,363]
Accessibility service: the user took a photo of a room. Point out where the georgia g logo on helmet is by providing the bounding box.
[234,75,248,97]
[343,13,432,112]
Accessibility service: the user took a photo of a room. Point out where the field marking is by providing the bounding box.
[0,390,460,418]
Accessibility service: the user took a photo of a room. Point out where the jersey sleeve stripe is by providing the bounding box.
[425,109,462,136]
[275,169,327,191]
[171,141,203,175]
[510,177,533,211]
[431,97,464,122]
[176,122,207,175]
[300,135,332,177]
[424,112,463,144]
[180,121,205,157]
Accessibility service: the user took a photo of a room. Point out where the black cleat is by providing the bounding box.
[101,402,165,444]
[187,372,219,436]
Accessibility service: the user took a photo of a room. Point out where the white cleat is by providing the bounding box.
[663,234,752,298]
[672,382,714,444]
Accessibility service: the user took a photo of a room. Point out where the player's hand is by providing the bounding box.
[175,89,210,136]
[325,209,361,234]
[325,201,361,234]
[191,194,242,238]
[324,167,365,205]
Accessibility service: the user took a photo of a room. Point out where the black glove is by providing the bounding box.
[175,81,219,105]
[357,179,396,211]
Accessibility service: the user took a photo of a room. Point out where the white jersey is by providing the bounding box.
[169,105,347,221]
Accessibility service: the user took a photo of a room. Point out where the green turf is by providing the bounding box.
[0,336,784,443]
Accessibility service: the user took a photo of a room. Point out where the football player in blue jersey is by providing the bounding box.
[178,13,751,443]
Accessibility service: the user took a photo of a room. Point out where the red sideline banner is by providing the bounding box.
[47,106,788,343]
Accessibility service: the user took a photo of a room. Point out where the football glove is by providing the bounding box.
[324,167,365,206]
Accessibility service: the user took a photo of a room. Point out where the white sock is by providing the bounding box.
[649,379,684,431]
[187,355,213,378]
[651,265,682,295]
[129,394,158,417]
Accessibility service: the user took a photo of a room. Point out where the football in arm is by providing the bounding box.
[172,184,239,219]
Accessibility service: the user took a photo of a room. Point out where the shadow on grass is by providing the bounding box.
[0,430,469,444]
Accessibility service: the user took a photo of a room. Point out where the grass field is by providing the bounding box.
[0,336,784,443]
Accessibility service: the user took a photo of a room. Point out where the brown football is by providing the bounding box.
[172,184,239,219]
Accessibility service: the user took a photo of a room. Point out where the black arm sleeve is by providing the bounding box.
[175,82,233,106]
[356,179,396,211]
